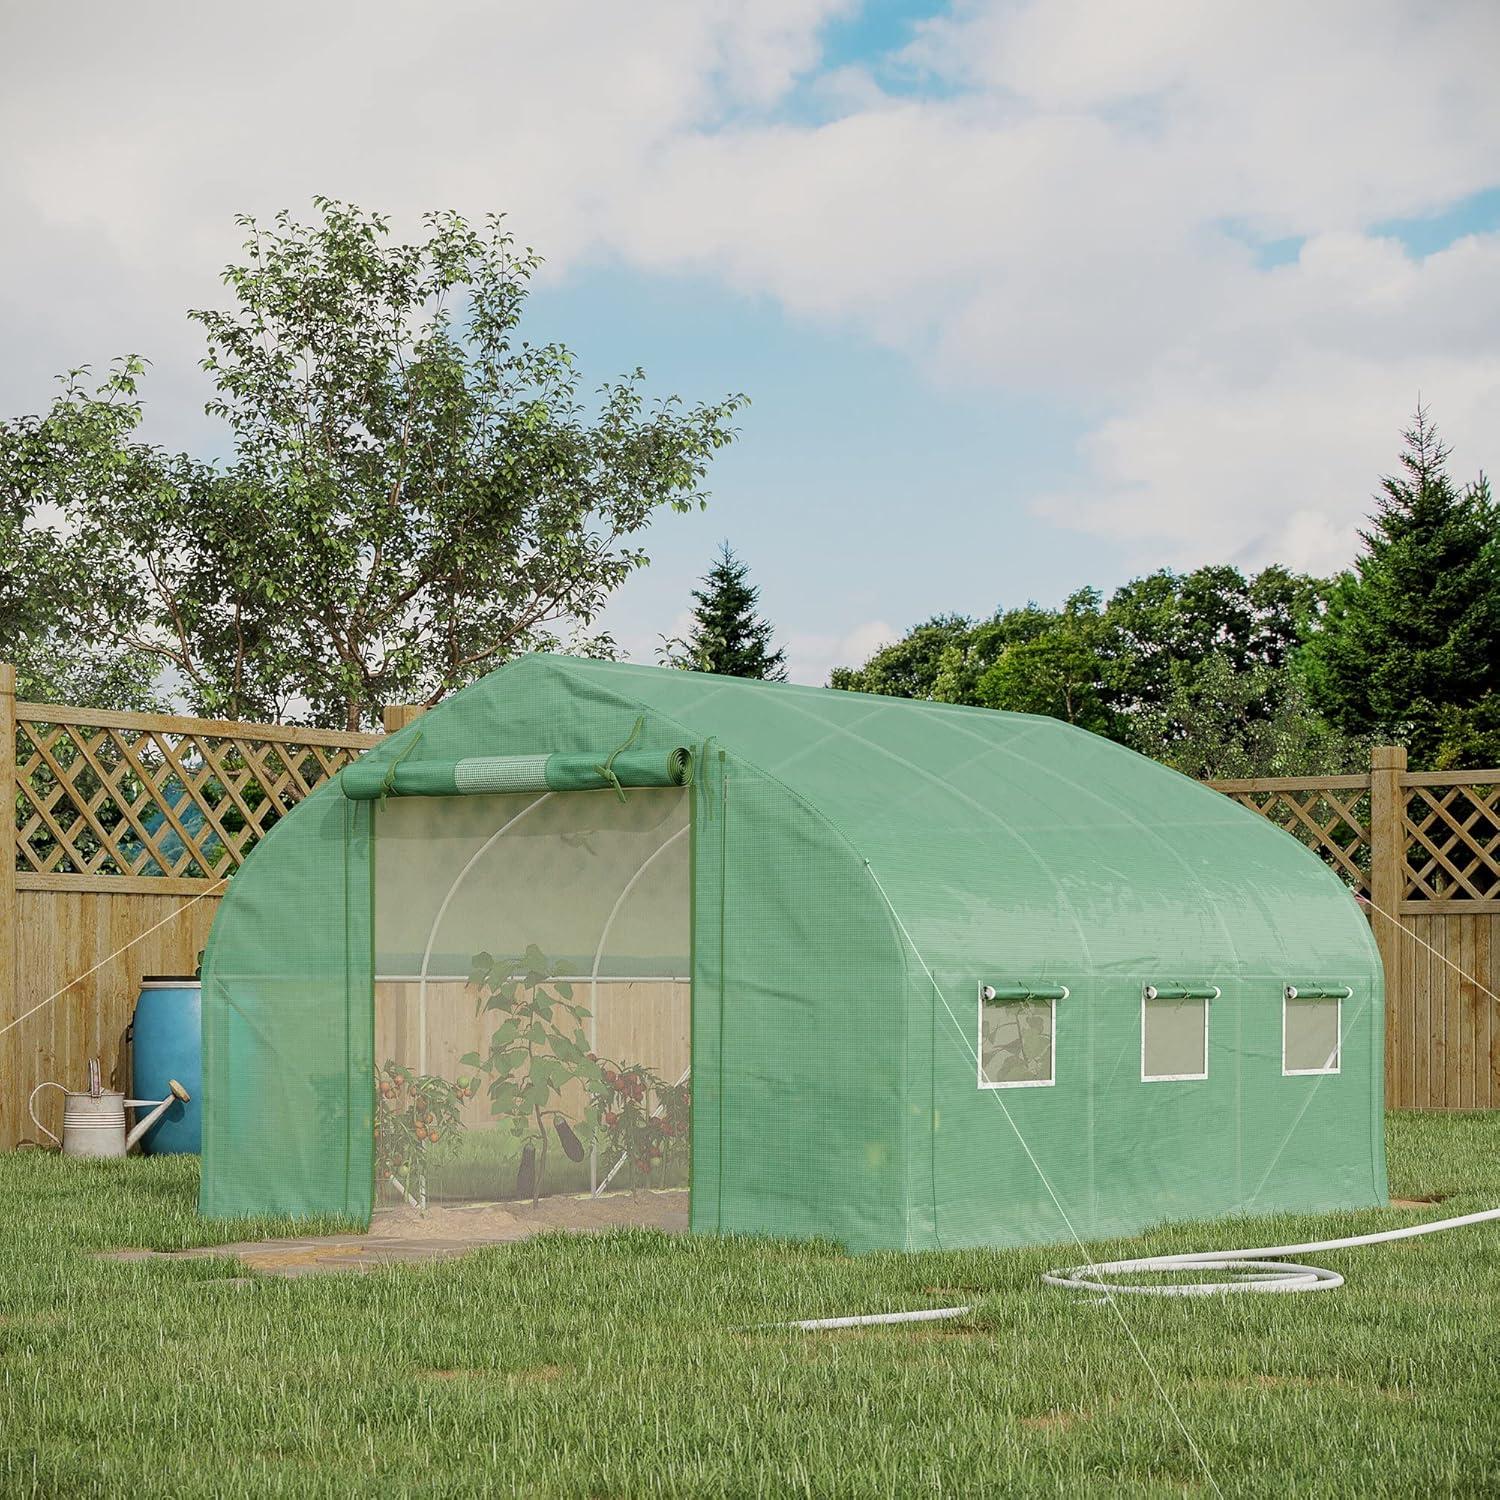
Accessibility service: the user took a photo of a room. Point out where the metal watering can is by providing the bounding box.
[28,1058,191,1158]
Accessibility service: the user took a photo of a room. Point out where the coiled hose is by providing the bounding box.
[1041,1203,1500,1296]
[778,1204,1500,1327]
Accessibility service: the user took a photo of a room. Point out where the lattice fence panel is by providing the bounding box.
[1403,782,1500,904]
[14,714,377,880]
[1213,783,1372,895]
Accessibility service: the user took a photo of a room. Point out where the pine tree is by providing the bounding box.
[1302,408,1500,765]
[661,542,786,680]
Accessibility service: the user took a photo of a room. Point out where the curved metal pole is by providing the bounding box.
[416,792,554,1075]
[588,819,690,1192]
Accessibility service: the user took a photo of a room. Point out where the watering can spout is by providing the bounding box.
[124,1079,190,1151]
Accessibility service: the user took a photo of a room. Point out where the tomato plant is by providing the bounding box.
[374,1061,469,1204]
[588,1058,691,1193]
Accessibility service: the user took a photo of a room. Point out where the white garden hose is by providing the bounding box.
[781,1306,972,1331]
[778,1206,1500,1329]
[1042,1202,1500,1296]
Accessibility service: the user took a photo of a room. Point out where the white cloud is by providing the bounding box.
[598,0,1500,569]
[0,1,849,436]
[784,618,898,686]
[2,0,1498,576]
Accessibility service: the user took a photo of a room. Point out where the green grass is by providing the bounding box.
[4,1113,1500,1496]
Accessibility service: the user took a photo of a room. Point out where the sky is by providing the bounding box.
[2,1,1498,684]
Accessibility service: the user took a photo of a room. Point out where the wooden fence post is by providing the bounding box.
[0,664,15,1043]
[382,702,427,734]
[1369,744,1407,1099]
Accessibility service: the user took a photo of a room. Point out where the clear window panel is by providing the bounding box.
[980,999,1054,1086]
[1142,997,1207,1080]
[1284,997,1340,1074]
[373,788,690,1207]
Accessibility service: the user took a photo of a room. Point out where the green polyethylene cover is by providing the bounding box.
[200,655,1385,1249]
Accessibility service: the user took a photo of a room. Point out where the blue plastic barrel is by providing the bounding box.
[130,977,201,1154]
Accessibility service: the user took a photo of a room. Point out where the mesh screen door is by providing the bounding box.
[373,788,690,1209]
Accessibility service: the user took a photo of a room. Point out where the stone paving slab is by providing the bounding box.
[100,1190,689,1278]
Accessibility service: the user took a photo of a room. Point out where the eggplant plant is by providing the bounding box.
[463,944,604,1203]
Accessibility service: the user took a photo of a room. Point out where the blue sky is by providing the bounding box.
[527,265,1111,680]
[4,1,1498,683]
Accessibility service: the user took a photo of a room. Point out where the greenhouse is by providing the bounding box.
[200,654,1387,1250]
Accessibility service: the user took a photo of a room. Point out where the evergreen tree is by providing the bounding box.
[662,542,786,680]
[1302,409,1500,765]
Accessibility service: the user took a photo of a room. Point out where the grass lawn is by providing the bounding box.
[3,1112,1500,1497]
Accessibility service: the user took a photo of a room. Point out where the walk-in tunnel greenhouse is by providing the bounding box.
[200,655,1386,1249]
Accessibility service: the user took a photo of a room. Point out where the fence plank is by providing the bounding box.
[1402,769,1500,788]
[14,700,383,748]
[1488,919,1500,1108]
[1207,773,1370,792]
[1456,918,1470,1108]
[0,665,15,1106]
[1369,745,1408,1098]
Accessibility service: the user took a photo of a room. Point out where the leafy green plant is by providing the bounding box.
[588,1058,691,1193]
[374,1061,469,1205]
[464,944,603,1204]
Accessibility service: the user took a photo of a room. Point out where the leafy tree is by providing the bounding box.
[0,364,171,710]
[192,201,744,728]
[974,589,1117,734]
[6,201,744,727]
[660,541,786,679]
[1106,564,1325,719]
[829,615,970,696]
[930,607,1054,704]
[1302,409,1500,765]
[1128,654,1368,780]
[830,567,1343,775]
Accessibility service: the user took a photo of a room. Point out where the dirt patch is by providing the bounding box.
[1390,1195,1446,1209]
[374,1189,689,1241]
[99,1189,689,1278]
[1020,1409,1090,1433]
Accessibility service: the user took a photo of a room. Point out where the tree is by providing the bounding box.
[660,541,786,679]
[0,363,169,709]
[1127,654,1368,780]
[974,589,1116,735]
[828,566,1349,776]
[1302,409,1500,766]
[1106,564,1326,720]
[829,615,970,696]
[7,200,744,727]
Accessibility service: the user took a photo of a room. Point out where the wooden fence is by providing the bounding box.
[1209,746,1500,1109]
[0,663,381,1148]
[5,665,1498,1149]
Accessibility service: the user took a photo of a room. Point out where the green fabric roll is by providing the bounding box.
[341,747,691,800]
[544,748,693,792]
[340,760,459,800]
